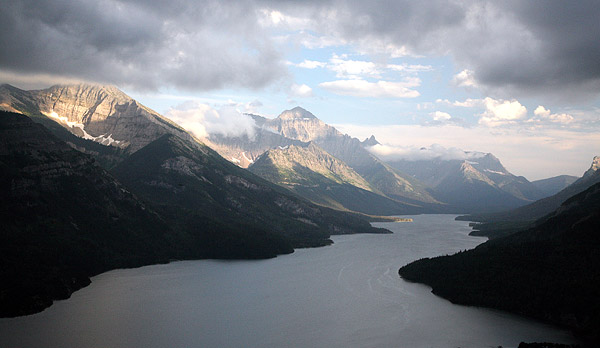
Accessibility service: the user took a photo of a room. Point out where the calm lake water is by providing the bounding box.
[0,215,577,348]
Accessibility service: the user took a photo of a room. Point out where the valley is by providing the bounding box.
[1,83,597,346]
[2,2,599,347]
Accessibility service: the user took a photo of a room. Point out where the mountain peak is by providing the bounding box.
[45,83,132,103]
[277,106,318,120]
[583,155,600,178]
[361,135,380,147]
[592,156,600,171]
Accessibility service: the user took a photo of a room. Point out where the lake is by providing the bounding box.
[0,215,577,348]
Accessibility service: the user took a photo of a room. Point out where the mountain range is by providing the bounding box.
[459,156,600,233]
[0,85,389,316]
[2,83,591,219]
[208,106,565,214]
[2,84,561,215]
[387,152,547,213]
[3,82,599,345]
[209,107,441,211]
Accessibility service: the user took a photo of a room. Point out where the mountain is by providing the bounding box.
[361,135,380,147]
[1,89,391,317]
[266,107,341,142]
[532,175,580,198]
[267,108,438,204]
[211,107,439,207]
[0,111,177,316]
[0,84,389,240]
[248,143,422,215]
[461,156,600,224]
[399,180,600,343]
[111,134,388,249]
[0,84,191,153]
[387,152,545,213]
[207,115,307,168]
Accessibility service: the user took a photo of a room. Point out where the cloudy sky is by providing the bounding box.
[2,0,599,180]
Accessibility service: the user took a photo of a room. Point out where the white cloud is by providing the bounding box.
[165,103,256,139]
[454,98,483,108]
[430,111,452,121]
[319,79,420,98]
[323,55,432,79]
[533,105,574,125]
[328,55,380,78]
[388,64,433,73]
[290,83,313,98]
[259,9,311,30]
[296,60,327,69]
[452,69,478,88]
[534,105,551,117]
[293,32,346,49]
[368,143,485,161]
[354,40,412,58]
[479,97,527,127]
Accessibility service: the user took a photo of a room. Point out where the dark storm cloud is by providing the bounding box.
[261,0,600,101]
[0,0,286,91]
[345,0,600,100]
[2,0,599,100]
[480,1,600,93]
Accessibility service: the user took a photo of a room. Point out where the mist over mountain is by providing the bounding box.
[210,106,440,209]
[207,114,308,168]
[387,150,545,213]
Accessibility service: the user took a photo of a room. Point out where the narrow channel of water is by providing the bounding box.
[0,215,577,348]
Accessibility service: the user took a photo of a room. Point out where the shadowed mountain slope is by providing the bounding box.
[460,156,600,224]
[0,111,176,317]
[111,134,388,249]
[399,181,600,343]
[387,153,545,213]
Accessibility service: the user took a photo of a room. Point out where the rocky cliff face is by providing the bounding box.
[207,115,307,168]
[0,84,191,152]
[250,143,373,191]
[266,107,341,142]
[583,156,600,178]
[248,143,422,215]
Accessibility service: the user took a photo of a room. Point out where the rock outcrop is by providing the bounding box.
[0,84,192,152]
[248,143,422,215]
